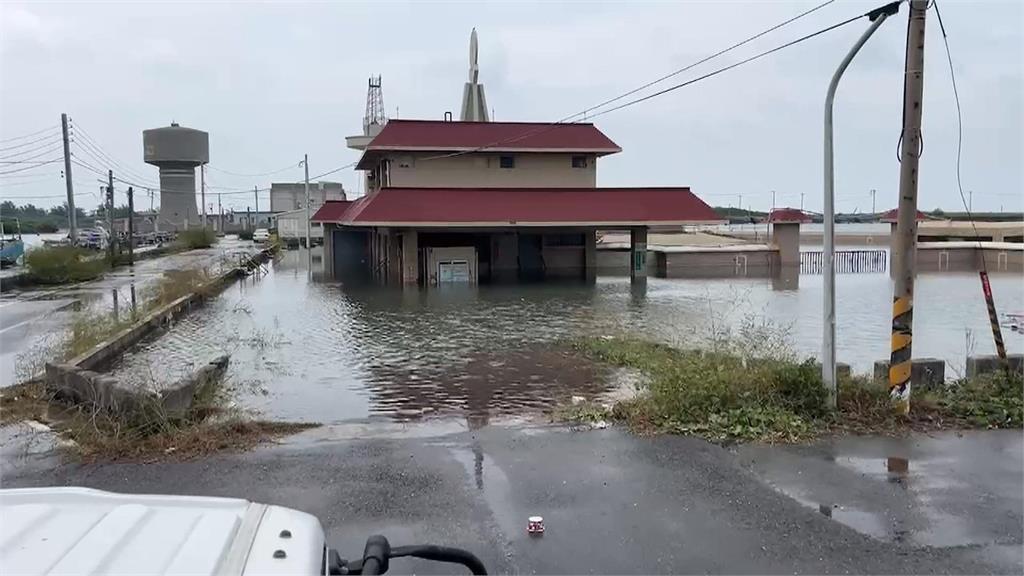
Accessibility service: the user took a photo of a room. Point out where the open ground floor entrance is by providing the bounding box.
[325,226,641,285]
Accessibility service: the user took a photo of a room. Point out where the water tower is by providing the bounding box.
[143,123,209,228]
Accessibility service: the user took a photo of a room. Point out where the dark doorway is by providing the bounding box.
[332,229,370,281]
[518,233,545,281]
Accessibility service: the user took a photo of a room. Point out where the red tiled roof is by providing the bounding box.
[364,120,621,154]
[310,200,352,222]
[768,208,812,223]
[313,187,720,227]
[879,208,928,222]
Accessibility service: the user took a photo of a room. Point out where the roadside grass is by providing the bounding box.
[61,268,215,361]
[175,228,216,250]
[564,336,1023,442]
[237,229,254,241]
[1,372,315,461]
[24,246,106,284]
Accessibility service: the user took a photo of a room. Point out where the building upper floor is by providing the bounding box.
[351,119,621,192]
[269,181,346,212]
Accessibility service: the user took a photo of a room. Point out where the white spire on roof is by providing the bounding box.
[460,28,489,122]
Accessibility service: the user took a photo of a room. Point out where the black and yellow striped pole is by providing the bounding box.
[980,271,1011,378]
[889,0,928,414]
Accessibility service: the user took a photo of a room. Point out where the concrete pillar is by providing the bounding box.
[584,229,597,282]
[772,222,800,266]
[387,230,401,284]
[402,230,419,285]
[630,227,647,283]
[323,223,335,277]
[966,354,1024,378]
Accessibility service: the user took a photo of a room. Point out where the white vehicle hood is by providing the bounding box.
[0,487,325,576]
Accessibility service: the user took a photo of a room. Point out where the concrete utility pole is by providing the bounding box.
[771,190,776,211]
[800,192,805,211]
[127,186,134,266]
[823,1,896,409]
[968,190,973,212]
[870,189,877,214]
[60,113,77,241]
[107,170,115,266]
[254,186,259,226]
[201,164,207,229]
[304,153,311,254]
[889,0,929,414]
[217,194,222,234]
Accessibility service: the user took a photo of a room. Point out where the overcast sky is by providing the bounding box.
[1,0,1020,215]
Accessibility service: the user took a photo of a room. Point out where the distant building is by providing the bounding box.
[269,182,345,213]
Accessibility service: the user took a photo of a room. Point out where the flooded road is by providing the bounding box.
[103,248,1022,424]
[0,238,256,387]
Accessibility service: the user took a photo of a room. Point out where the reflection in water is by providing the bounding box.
[102,252,1023,425]
[772,266,800,291]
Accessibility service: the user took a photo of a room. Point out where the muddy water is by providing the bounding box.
[103,249,1023,424]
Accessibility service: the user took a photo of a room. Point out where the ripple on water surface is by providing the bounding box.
[103,257,1023,425]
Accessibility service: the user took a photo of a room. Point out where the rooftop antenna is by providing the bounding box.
[364,75,387,135]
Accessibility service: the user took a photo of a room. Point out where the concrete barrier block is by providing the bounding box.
[966,354,1024,378]
[873,358,946,390]
[160,355,230,417]
[837,362,851,380]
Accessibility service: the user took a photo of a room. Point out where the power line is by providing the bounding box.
[0,159,62,176]
[70,121,158,186]
[207,162,302,178]
[0,143,65,164]
[419,1,866,163]
[0,125,60,144]
[572,0,838,122]
[309,161,358,180]
[587,9,870,120]
[0,135,64,159]
[933,1,988,256]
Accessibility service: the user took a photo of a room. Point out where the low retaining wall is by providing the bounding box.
[43,248,271,415]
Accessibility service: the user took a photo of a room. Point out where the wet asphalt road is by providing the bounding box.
[4,424,1020,575]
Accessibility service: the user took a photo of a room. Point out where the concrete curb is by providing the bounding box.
[40,248,272,415]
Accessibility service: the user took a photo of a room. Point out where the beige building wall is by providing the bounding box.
[384,152,597,188]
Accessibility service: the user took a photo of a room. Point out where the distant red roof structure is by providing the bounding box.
[879,208,928,223]
[310,200,353,222]
[768,208,812,223]
[357,120,621,169]
[313,187,720,227]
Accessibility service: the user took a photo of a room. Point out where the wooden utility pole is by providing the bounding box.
[60,113,77,241]
[888,0,929,414]
[127,186,135,266]
[107,170,115,266]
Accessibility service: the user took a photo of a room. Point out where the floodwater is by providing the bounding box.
[103,248,1023,425]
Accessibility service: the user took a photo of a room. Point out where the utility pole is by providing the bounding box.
[106,170,115,266]
[889,0,928,414]
[247,206,252,231]
[201,164,207,229]
[771,190,776,212]
[304,153,311,254]
[217,194,222,235]
[968,190,973,212]
[738,194,743,212]
[127,186,135,266]
[254,186,259,227]
[800,192,805,211]
[61,113,77,242]
[870,188,877,215]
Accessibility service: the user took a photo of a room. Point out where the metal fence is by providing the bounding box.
[800,249,887,274]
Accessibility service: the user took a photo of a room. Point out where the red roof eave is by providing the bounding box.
[313,187,720,227]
